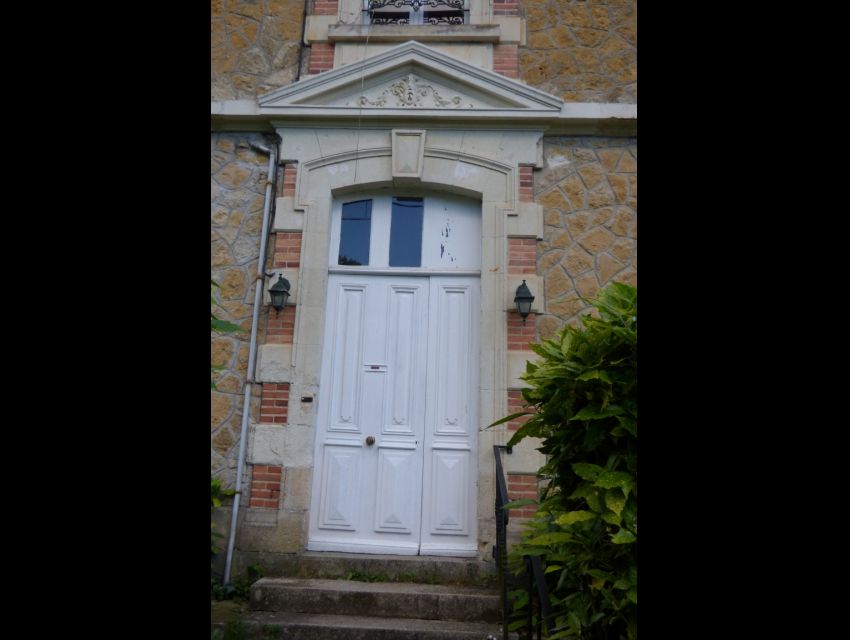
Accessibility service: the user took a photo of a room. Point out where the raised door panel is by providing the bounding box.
[434,284,474,436]
[328,284,366,432]
[383,284,421,435]
[428,448,470,534]
[374,445,418,533]
[318,444,361,530]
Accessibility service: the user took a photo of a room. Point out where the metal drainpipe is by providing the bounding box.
[295,0,309,81]
[223,133,282,585]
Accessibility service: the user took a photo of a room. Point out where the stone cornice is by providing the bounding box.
[211,101,637,135]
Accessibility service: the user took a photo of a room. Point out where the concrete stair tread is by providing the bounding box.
[254,577,498,596]
[224,610,505,638]
[251,577,501,623]
[236,550,496,587]
[298,551,484,564]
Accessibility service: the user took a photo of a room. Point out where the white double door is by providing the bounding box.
[308,273,479,556]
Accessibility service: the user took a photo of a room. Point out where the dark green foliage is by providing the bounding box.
[343,570,389,582]
[211,279,244,334]
[212,564,263,602]
[211,475,235,561]
[211,279,244,389]
[499,283,636,639]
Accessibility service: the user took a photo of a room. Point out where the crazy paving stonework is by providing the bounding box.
[535,136,636,340]
[212,0,307,100]
[520,0,636,103]
[211,132,275,484]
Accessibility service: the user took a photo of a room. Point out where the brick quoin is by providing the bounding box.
[273,232,302,270]
[518,164,533,202]
[506,389,533,432]
[249,464,282,509]
[507,473,538,518]
[282,163,297,197]
[508,311,536,351]
[493,44,518,79]
[508,238,537,275]
[493,0,519,16]
[266,232,301,344]
[308,43,335,74]
[260,383,290,424]
[312,0,338,15]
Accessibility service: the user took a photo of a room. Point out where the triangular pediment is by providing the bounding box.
[258,41,562,119]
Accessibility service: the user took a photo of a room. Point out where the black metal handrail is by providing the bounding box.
[494,445,554,640]
[526,555,554,639]
[493,444,511,640]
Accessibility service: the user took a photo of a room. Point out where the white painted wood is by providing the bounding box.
[328,284,365,430]
[317,445,361,530]
[375,446,417,532]
[420,276,480,555]
[309,274,429,553]
[422,195,481,269]
[310,195,480,557]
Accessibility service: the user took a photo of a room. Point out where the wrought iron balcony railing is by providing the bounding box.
[363,0,468,25]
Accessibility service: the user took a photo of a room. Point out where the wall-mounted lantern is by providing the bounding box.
[268,273,291,317]
[514,279,535,324]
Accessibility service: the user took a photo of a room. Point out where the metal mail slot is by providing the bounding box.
[363,364,388,372]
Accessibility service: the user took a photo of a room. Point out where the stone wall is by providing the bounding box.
[211,132,274,484]
[211,0,307,100]
[519,0,636,102]
[535,136,636,340]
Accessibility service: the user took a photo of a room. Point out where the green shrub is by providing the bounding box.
[497,282,636,639]
[212,564,263,601]
[211,475,234,561]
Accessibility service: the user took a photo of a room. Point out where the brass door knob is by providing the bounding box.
[365,436,375,446]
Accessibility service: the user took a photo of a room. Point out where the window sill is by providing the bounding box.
[327,24,501,43]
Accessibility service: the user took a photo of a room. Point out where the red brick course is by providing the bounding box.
[260,383,290,424]
[308,43,335,74]
[249,464,282,509]
[507,472,538,518]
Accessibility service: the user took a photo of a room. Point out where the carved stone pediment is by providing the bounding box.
[341,73,479,109]
[257,41,563,120]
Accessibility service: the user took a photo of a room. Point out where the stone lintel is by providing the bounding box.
[328,24,501,43]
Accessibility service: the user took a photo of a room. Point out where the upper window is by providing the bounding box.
[389,197,424,267]
[331,194,481,270]
[339,200,372,266]
[364,0,468,25]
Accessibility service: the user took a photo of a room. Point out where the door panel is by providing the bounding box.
[317,443,361,530]
[308,274,479,555]
[420,277,480,556]
[374,444,418,532]
[383,285,418,434]
[328,284,365,431]
[309,275,428,554]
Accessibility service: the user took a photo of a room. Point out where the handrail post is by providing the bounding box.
[494,445,510,640]
[530,555,553,636]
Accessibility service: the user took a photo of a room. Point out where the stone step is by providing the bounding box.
[239,550,497,587]
[251,578,501,623]
[211,611,508,640]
